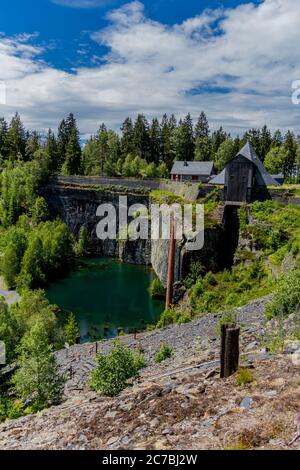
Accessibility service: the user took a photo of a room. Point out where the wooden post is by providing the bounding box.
[165,218,175,310]
[220,323,240,378]
[134,329,137,340]
[95,341,98,354]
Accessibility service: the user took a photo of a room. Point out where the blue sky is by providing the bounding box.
[0,0,260,71]
[0,0,299,137]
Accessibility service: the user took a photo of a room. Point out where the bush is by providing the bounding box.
[236,368,255,386]
[90,341,145,397]
[149,277,165,299]
[154,343,173,363]
[11,323,65,411]
[0,397,26,422]
[266,268,300,320]
[64,313,79,346]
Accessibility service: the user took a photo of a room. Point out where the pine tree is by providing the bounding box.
[272,130,283,148]
[194,111,210,139]
[64,313,79,346]
[96,124,109,175]
[0,117,8,160]
[11,323,65,411]
[160,114,176,169]
[61,127,82,175]
[57,118,68,168]
[120,117,135,157]
[194,136,211,161]
[133,114,150,160]
[45,129,59,172]
[259,125,272,161]
[6,113,26,160]
[25,131,40,160]
[149,118,161,164]
[182,113,195,160]
[211,127,228,159]
[283,131,297,179]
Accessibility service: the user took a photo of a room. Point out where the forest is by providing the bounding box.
[1,111,300,181]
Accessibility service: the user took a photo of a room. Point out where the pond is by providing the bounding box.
[46,257,165,342]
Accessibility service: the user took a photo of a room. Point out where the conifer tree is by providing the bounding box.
[160,113,176,169]
[64,313,79,346]
[149,118,161,164]
[120,117,135,157]
[6,113,26,160]
[61,127,82,175]
[133,114,150,160]
[0,117,8,160]
[194,111,210,139]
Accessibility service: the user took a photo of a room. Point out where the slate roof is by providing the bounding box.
[171,161,214,176]
[209,142,280,186]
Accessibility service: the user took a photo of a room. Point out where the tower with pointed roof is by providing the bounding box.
[210,141,280,203]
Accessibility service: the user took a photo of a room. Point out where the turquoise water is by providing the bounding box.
[46,257,164,342]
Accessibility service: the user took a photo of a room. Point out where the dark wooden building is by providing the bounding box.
[210,142,280,203]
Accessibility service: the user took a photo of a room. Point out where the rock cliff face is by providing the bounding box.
[42,183,226,288]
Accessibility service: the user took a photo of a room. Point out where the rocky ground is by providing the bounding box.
[0,277,20,305]
[0,296,299,450]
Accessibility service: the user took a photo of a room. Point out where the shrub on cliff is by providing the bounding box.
[90,340,145,397]
[149,277,165,299]
[266,268,300,320]
[154,343,173,363]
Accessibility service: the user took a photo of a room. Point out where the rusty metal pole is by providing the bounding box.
[165,217,175,310]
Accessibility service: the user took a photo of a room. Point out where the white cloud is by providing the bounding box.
[0,0,300,138]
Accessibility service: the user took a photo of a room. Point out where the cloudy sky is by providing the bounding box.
[0,0,300,138]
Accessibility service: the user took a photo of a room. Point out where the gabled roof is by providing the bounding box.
[236,142,279,186]
[171,161,214,176]
[209,169,225,185]
[209,142,280,186]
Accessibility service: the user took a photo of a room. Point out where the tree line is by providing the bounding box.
[0,111,300,181]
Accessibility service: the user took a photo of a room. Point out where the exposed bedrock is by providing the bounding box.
[42,184,227,288]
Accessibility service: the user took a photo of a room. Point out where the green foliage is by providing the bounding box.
[0,160,49,227]
[154,343,173,363]
[149,277,165,299]
[266,268,300,320]
[236,368,255,386]
[184,260,205,288]
[0,290,61,363]
[11,323,65,411]
[0,220,74,291]
[156,307,193,328]
[64,313,79,346]
[238,205,249,232]
[214,138,237,172]
[189,260,274,314]
[1,242,20,289]
[30,197,49,224]
[0,397,27,422]
[74,226,89,257]
[90,341,144,397]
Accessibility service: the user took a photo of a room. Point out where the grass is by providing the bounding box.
[189,260,275,314]
[236,368,255,386]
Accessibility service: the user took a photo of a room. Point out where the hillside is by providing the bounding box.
[0,297,299,451]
